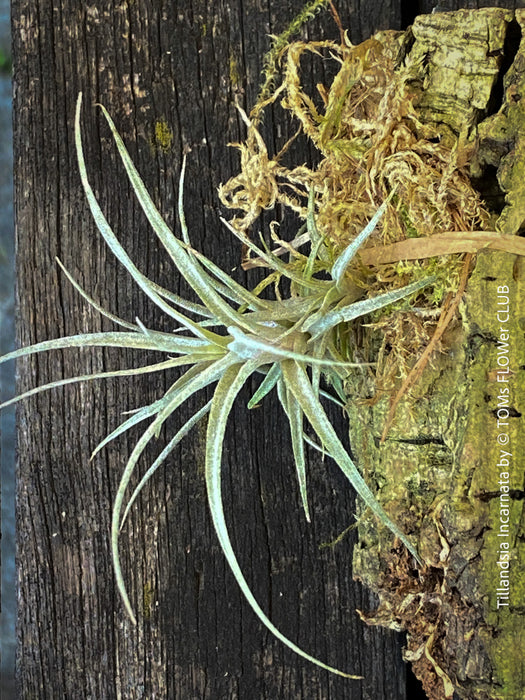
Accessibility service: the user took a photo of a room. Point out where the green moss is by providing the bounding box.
[257,0,330,105]
[153,118,173,153]
[392,255,463,307]
[229,50,242,89]
[143,580,154,618]
[395,196,420,239]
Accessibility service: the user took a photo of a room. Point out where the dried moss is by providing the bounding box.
[220,32,489,384]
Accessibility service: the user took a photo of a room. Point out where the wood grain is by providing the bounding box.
[12,1,410,697]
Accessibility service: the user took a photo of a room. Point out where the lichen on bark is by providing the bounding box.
[348,9,525,700]
[349,250,525,700]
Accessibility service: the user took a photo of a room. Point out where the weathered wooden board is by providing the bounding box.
[12,1,410,698]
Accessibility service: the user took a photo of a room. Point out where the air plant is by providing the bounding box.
[1,93,435,678]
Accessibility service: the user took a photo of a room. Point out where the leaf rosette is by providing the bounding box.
[0,93,435,678]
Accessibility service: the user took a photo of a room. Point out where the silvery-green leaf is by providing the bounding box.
[149,278,216,319]
[310,330,330,400]
[0,331,212,367]
[112,354,238,623]
[90,359,217,459]
[92,397,166,460]
[120,399,212,528]
[205,362,358,678]
[112,396,182,624]
[56,258,139,331]
[278,378,310,522]
[93,99,261,335]
[301,284,342,340]
[76,95,236,343]
[243,294,323,324]
[0,356,195,411]
[331,192,394,288]
[75,93,227,342]
[282,360,421,564]
[227,326,370,368]
[178,224,273,313]
[305,187,330,272]
[304,276,436,339]
[247,363,281,408]
[319,388,346,409]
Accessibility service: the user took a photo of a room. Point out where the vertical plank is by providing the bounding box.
[12,1,411,697]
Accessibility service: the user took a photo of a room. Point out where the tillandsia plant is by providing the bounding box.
[1,92,436,677]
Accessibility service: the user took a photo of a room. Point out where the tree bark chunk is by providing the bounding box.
[348,9,525,700]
